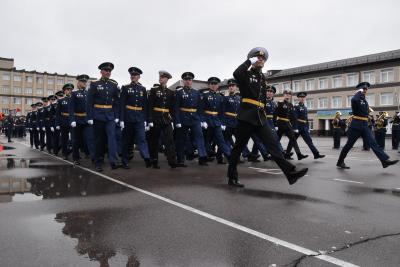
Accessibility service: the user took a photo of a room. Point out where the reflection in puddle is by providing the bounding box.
[0,158,129,203]
[0,144,16,151]
[56,210,140,266]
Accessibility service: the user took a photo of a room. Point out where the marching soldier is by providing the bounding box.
[337,82,398,169]
[69,75,94,165]
[87,62,120,172]
[202,77,231,164]
[374,112,388,149]
[53,90,66,157]
[30,103,40,149]
[222,79,240,149]
[228,47,308,187]
[147,70,181,169]
[391,112,400,150]
[174,72,209,166]
[332,111,345,149]
[4,114,13,142]
[286,92,325,159]
[119,67,151,169]
[48,95,58,154]
[264,85,283,155]
[55,86,72,159]
[38,99,46,151]
[275,89,308,160]
[43,96,55,153]
[26,108,33,147]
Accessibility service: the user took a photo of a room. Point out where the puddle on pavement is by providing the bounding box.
[0,157,130,204]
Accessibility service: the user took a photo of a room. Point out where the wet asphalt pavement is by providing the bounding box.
[0,136,399,267]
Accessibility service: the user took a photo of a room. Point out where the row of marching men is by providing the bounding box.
[25,61,325,172]
[332,109,400,151]
[1,114,27,142]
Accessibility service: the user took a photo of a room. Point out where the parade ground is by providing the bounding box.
[0,136,399,267]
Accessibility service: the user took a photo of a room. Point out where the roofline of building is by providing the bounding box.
[0,57,13,61]
[266,49,400,79]
[0,67,96,79]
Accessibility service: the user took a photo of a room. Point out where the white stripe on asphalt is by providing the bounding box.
[248,167,281,171]
[333,178,364,184]
[395,188,400,190]
[14,140,359,267]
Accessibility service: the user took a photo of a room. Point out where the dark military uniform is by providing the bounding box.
[148,83,178,167]
[174,73,208,165]
[55,93,71,158]
[332,113,345,149]
[38,101,46,150]
[228,51,306,187]
[4,115,13,142]
[374,114,387,149]
[337,82,398,169]
[391,114,400,149]
[286,94,324,159]
[43,98,54,153]
[275,99,306,160]
[30,104,40,148]
[26,110,33,147]
[119,80,150,167]
[87,74,120,170]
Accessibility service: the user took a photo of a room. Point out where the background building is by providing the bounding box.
[266,49,400,135]
[0,57,94,115]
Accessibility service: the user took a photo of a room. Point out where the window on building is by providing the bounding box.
[57,78,64,85]
[347,74,358,87]
[305,98,314,109]
[380,69,394,83]
[331,96,342,108]
[318,97,328,109]
[293,98,299,105]
[25,88,33,94]
[36,89,43,95]
[365,93,375,106]
[305,79,314,91]
[47,90,54,96]
[25,98,33,105]
[293,81,301,92]
[380,92,393,105]
[67,79,74,84]
[13,75,22,82]
[332,76,342,88]
[1,96,9,104]
[26,76,33,83]
[36,77,43,84]
[47,78,54,85]
[346,95,353,107]
[283,82,291,91]
[2,108,9,114]
[2,72,10,81]
[1,86,10,94]
[13,87,22,94]
[318,78,327,89]
[363,71,375,84]
[14,97,21,104]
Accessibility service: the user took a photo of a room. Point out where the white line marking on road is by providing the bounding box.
[14,140,359,267]
[395,188,400,190]
[248,167,281,171]
[333,179,364,184]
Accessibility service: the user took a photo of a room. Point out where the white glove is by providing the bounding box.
[145,126,150,132]
[71,121,76,128]
[56,126,60,130]
[50,127,54,132]
[294,129,299,133]
[171,122,174,130]
[119,121,125,129]
[42,127,45,131]
[176,123,182,128]
[201,122,208,129]
[87,120,93,125]
[249,57,258,64]
[144,121,147,127]
[36,127,40,131]
[275,127,278,131]
[357,88,364,93]
[221,125,226,131]
[148,122,154,128]
[115,118,119,123]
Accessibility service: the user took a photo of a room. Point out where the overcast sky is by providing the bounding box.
[1,0,399,87]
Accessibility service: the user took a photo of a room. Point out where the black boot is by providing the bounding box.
[336,162,350,169]
[145,158,152,168]
[199,157,208,166]
[287,168,308,185]
[314,154,325,159]
[175,162,187,167]
[111,163,119,170]
[227,166,244,187]
[73,160,80,166]
[297,154,308,160]
[382,159,399,168]
[152,160,161,169]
